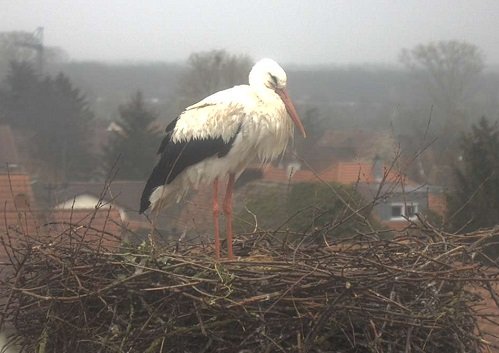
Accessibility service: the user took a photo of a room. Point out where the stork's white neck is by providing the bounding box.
[248,70,281,104]
[251,84,281,104]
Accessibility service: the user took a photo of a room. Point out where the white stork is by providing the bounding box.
[140,58,306,259]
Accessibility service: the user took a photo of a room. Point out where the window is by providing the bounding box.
[391,205,402,218]
[389,203,418,220]
[406,205,417,218]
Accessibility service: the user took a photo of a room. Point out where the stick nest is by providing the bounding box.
[1,223,499,353]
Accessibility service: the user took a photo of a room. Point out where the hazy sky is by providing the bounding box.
[2,0,499,65]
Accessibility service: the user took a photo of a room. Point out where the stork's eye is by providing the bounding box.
[269,74,278,86]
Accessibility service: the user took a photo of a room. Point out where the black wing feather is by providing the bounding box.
[139,120,240,213]
[156,116,179,154]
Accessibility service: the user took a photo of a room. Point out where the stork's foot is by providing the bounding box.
[147,231,160,258]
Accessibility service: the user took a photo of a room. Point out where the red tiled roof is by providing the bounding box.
[261,161,407,185]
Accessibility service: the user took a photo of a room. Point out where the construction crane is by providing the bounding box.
[15,27,44,74]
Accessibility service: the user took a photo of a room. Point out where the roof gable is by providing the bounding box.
[53,181,145,212]
[55,194,107,210]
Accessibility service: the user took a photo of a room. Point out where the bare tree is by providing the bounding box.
[400,40,483,114]
[176,50,253,107]
[399,41,485,180]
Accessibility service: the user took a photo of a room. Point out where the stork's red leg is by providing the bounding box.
[212,177,221,259]
[223,173,236,259]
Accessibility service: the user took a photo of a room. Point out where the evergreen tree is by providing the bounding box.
[0,61,95,181]
[447,116,499,232]
[102,91,161,180]
[0,61,39,127]
[30,73,95,180]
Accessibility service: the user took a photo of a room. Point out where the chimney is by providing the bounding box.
[373,155,383,182]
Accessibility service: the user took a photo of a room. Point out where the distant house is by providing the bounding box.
[53,181,142,223]
[52,181,180,240]
[259,157,446,230]
[358,181,445,231]
[0,124,123,257]
[175,155,446,235]
[0,172,124,254]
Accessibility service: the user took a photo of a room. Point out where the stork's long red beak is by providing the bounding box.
[276,88,307,138]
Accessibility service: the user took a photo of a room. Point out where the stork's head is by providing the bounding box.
[249,58,307,138]
[249,58,288,90]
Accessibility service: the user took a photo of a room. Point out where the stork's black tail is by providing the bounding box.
[140,116,180,214]
[139,163,167,214]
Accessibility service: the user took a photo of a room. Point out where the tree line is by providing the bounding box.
[0,60,159,181]
[0,50,252,183]
[0,37,498,237]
